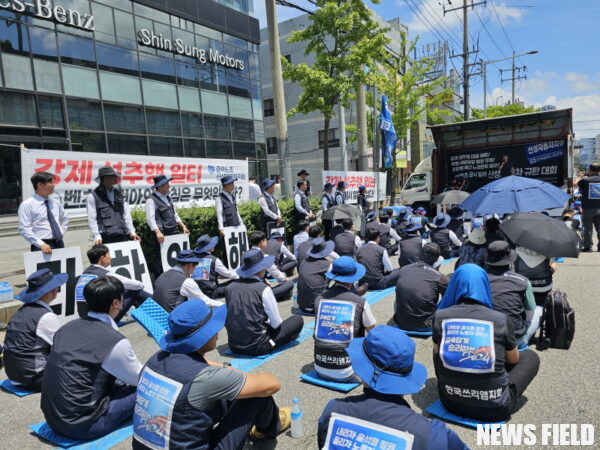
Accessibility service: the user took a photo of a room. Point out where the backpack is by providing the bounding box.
[537,291,575,350]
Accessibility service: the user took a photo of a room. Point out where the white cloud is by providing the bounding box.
[491,2,525,25]
[551,93,600,138]
[401,0,463,34]
[563,72,598,93]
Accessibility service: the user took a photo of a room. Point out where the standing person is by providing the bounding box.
[145,175,190,278]
[132,299,290,449]
[18,172,68,253]
[294,181,315,222]
[333,218,361,257]
[430,214,462,259]
[334,181,347,205]
[297,170,311,196]
[193,234,239,300]
[258,178,282,234]
[41,277,143,440]
[356,185,370,212]
[87,167,139,245]
[575,163,600,251]
[248,176,262,201]
[357,227,402,290]
[499,155,515,178]
[321,183,335,239]
[3,269,67,392]
[216,176,244,237]
[297,238,336,314]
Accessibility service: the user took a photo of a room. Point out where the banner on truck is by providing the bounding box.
[322,171,387,203]
[21,148,249,217]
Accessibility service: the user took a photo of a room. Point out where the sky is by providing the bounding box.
[252,0,600,138]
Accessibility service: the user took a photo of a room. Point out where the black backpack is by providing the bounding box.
[537,291,575,350]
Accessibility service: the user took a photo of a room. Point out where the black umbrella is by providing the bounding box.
[432,190,470,205]
[322,204,363,229]
[499,212,580,258]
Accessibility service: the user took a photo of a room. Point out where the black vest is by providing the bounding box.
[192,254,218,298]
[357,243,385,289]
[219,192,240,227]
[334,191,345,205]
[448,219,465,242]
[3,302,52,385]
[394,263,442,330]
[357,193,369,211]
[92,186,128,238]
[133,352,214,450]
[225,278,271,355]
[41,317,125,432]
[580,175,600,209]
[297,257,331,312]
[314,285,366,371]
[154,268,188,312]
[334,231,357,257]
[329,225,344,241]
[260,193,278,227]
[487,271,528,339]
[295,189,310,220]
[322,193,335,210]
[430,228,452,258]
[152,192,178,235]
[372,223,392,250]
[265,239,283,265]
[515,256,552,294]
[297,238,314,264]
[75,265,110,302]
[399,236,423,267]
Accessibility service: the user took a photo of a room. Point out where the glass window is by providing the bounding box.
[254,120,265,143]
[104,103,145,133]
[56,0,92,38]
[62,64,99,98]
[114,11,136,48]
[178,86,201,112]
[266,137,277,155]
[230,118,254,141]
[91,2,116,44]
[263,98,274,117]
[255,144,267,180]
[199,63,218,91]
[38,96,64,129]
[96,42,138,76]
[233,142,256,160]
[58,33,96,68]
[252,99,262,120]
[250,80,261,100]
[2,53,34,90]
[172,27,194,50]
[201,90,228,116]
[29,26,58,61]
[405,174,427,189]
[67,98,104,130]
[134,3,170,23]
[100,71,142,104]
[142,79,178,109]
[204,115,229,140]
[97,0,132,11]
[175,61,199,87]
[146,109,180,136]
[228,95,252,119]
[181,112,203,137]
[153,21,172,59]
[139,53,175,82]
[0,91,37,126]
[0,17,30,55]
[248,53,259,80]
[194,23,221,41]
[149,136,183,157]
[34,59,62,94]
[318,128,339,148]
[206,139,232,159]
[107,133,147,154]
[227,73,250,98]
[71,131,106,152]
[134,15,154,55]
[224,33,247,49]
[184,138,205,158]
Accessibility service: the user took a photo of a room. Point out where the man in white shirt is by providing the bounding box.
[86,166,139,245]
[265,231,297,276]
[293,220,310,258]
[294,181,315,222]
[357,227,402,290]
[3,268,67,391]
[215,176,244,236]
[258,178,282,234]
[248,176,262,201]
[193,234,239,299]
[249,232,294,301]
[18,171,69,253]
[321,183,335,239]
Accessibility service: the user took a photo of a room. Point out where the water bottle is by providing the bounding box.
[0,282,13,303]
[291,397,303,438]
[292,284,299,310]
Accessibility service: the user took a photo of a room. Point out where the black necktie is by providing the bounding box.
[45,199,63,241]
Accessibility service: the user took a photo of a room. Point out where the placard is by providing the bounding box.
[322,171,387,203]
[23,247,83,324]
[105,241,153,294]
[315,300,356,344]
[160,234,190,272]
[440,319,495,374]
[224,225,249,270]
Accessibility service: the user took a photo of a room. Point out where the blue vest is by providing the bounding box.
[219,192,240,227]
[92,186,128,238]
[152,193,178,235]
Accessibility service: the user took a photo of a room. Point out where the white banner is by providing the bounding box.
[223,225,249,271]
[21,148,249,217]
[105,241,153,294]
[23,247,83,324]
[160,234,191,272]
[322,171,387,203]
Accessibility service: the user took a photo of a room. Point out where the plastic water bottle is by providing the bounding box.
[291,397,303,438]
[0,282,13,303]
[292,284,299,310]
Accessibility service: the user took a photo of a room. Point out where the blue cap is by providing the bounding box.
[358,185,366,191]
[194,235,219,254]
[220,176,237,186]
[236,249,275,278]
[262,178,276,190]
[326,256,366,283]
[175,250,201,264]
[151,174,173,189]
[337,181,348,189]
[19,268,68,304]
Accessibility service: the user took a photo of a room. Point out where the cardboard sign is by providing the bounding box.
[23,247,83,324]
[105,241,153,294]
[440,318,495,374]
[223,225,249,270]
[315,300,356,344]
[160,234,190,272]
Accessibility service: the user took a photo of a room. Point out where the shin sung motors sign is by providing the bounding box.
[0,0,94,31]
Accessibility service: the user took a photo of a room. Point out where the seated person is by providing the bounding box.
[433,264,540,422]
[193,234,239,299]
[448,207,467,242]
[318,326,467,450]
[76,244,151,319]
[562,208,581,236]
[265,231,297,276]
[484,217,506,245]
[398,223,425,267]
[430,214,462,259]
[393,243,449,331]
[249,231,294,301]
[333,218,362,257]
[297,238,336,314]
[455,228,487,269]
[314,257,376,381]
[297,225,325,263]
[225,249,304,356]
[3,269,67,392]
[293,220,310,257]
[132,299,290,449]
[357,227,402,290]
[154,250,223,312]
[329,219,344,241]
[366,214,402,256]
[41,277,143,440]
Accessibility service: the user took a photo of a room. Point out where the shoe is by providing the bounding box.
[356,283,369,296]
[250,406,291,440]
[581,247,592,252]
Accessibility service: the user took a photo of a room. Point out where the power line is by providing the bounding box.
[474,6,506,59]
[489,1,523,66]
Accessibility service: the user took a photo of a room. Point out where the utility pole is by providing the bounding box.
[266,0,292,196]
[338,102,348,171]
[356,83,369,171]
[500,55,527,104]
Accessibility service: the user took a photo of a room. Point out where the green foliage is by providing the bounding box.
[471,103,539,119]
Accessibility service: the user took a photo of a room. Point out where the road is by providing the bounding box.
[0,249,599,449]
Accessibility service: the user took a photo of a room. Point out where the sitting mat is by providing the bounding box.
[399,328,433,337]
[364,287,396,305]
[130,298,169,345]
[555,257,565,263]
[0,379,36,397]
[292,308,315,317]
[29,421,132,449]
[300,369,360,393]
[425,399,506,429]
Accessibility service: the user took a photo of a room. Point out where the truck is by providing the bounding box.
[399,108,574,209]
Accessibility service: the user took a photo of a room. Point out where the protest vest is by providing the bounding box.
[357,243,385,289]
[394,263,442,330]
[92,186,128,238]
[152,192,178,235]
[399,236,423,267]
[334,231,356,257]
[448,219,465,242]
[334,191,345,205]
[265,239,282,264]
[154,268,188,312]
[297,238,314,264]
[295,190,310,221]
[430,228,452,258]
[322,193,335,211]
[297,257,330,312]
[579,174,600,209]
[357,193,369,212]
[219,192,240,227]
[487,271,528,339]
[515,256,552,294]
[377,223,392,250]
[75,265,109,303]
[192,253,218,298]
[261,193,279,228]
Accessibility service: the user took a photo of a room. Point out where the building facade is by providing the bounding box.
[0,0,264,214]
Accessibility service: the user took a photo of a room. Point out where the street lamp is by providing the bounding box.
[482,50,538,118]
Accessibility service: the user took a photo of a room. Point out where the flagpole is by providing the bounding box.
[373,85,380,212]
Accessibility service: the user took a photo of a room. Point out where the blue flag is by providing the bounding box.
[379,95,397,169]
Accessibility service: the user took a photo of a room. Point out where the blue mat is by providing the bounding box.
[555,257,565,263]
[130,298,169,345]
[29,421,133,449]
[0,379,36,397]
[425,399,506,429]
[518,343,529,351]
[399,328,433,337]
[292,308,315,316]
[434,257,458,269]
[364,286,395,305]
[300,369,360,392]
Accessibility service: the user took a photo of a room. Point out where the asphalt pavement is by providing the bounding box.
[0,248,599,449]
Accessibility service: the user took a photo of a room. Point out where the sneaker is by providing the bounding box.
[250,406,291,440]
[581,247,593,252]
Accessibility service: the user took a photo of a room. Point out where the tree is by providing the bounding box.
[471,103,539,119]
[282,0,389,170]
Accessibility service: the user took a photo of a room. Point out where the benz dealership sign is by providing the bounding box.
[0,0,94,31]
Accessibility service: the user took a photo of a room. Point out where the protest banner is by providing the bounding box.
[21,148,249,217]
[105,241,153,294]
[23,247,83,324]
[322,171,387,204]
[223,225,249,270]
[160,234,191,272]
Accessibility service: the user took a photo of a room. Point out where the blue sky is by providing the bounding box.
[252,0,600,138]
